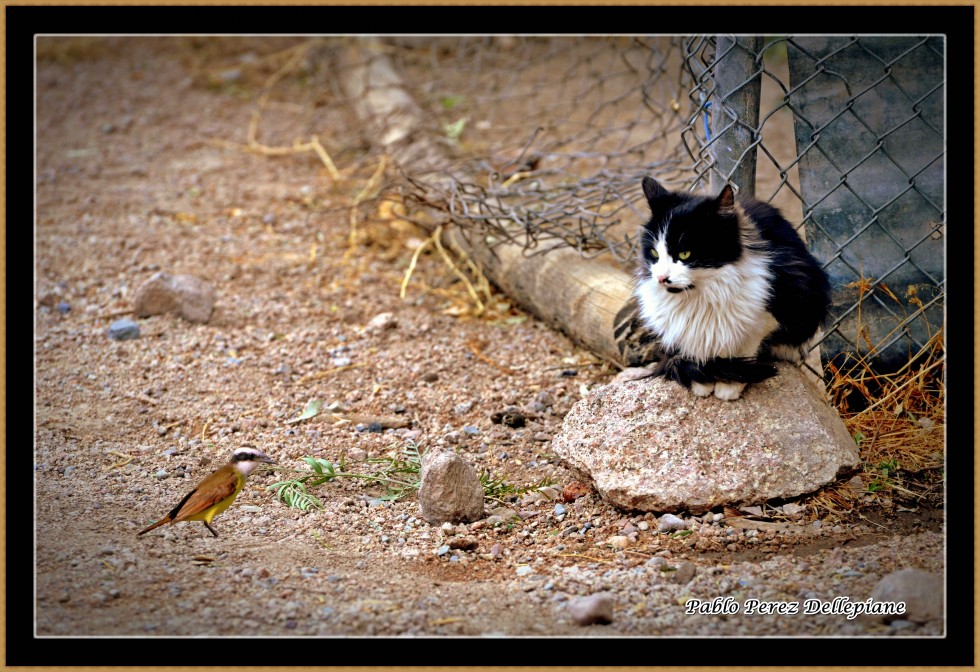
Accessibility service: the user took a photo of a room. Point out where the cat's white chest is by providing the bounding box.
[636,255,778,362]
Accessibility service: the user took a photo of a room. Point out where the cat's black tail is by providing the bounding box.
[654,355,778,388]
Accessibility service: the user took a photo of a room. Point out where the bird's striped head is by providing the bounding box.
[230,446,276,475]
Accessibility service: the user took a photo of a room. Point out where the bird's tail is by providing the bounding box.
[654,355,778,388]
[137,517,171,536]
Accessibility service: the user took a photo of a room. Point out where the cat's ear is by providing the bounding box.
[642,176,667,204]
[717,184,736,211]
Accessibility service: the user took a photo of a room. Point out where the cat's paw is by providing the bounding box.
[713,382,746,401]
[615,366,658,383]
[691,381,716,397]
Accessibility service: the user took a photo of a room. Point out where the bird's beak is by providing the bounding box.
[259,455,277,464]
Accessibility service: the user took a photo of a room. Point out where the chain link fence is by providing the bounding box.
[678,35,945,376]
[326,35,945,379]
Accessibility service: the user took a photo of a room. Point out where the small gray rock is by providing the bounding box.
[108,319,140,341]
[367,312,397,332]
[417,450,485,524]
[658,513,690,532]
[218,68,242,83]
[671,561,697,584]
[869,568,943,623]
[568,592,615,625]
[607,535,630,549]
[134,272,215,323]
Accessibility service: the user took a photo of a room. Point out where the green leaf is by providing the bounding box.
[853,431,865,446]
[268,479,324,511]
[444,118,466,141]
[285,398,323,425]
[441,95,464,110]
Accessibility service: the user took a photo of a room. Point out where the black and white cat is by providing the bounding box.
[634,176,830,401]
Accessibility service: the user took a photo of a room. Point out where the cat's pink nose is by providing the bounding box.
[657,274,670,285]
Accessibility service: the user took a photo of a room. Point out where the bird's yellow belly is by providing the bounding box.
[186,477,244,524]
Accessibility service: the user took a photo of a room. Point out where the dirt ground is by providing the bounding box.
[32,37,948,657]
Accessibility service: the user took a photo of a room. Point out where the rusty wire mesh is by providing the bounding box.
[329,35,945,377]
[371,36,692,262]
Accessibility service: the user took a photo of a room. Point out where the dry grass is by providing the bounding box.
[810,325,945,522]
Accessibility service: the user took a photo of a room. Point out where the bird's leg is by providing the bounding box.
[204,522,219,537]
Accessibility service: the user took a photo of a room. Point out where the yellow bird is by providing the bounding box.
[138,446,275,538]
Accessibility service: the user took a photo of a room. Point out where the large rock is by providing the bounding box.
[417,450,485,524]
[551,364,859,513]
[134,272,215,323]
[869,568,943,623]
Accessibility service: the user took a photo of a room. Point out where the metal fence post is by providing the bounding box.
[709,36,763,195]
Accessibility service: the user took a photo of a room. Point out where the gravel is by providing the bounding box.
[32,36,946,642]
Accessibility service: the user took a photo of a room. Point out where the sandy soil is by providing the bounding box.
[30,37,950,663]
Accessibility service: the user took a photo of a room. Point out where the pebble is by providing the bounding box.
[56,301,71,314]
[134,272,215,323]
[108,319,140,341]
[418,450,485,524]
[890,619,916,630]
[869,568,943,623]
[671,562,697,584]
[154,469,169,479]
[454,402,474,415]
[637,521,649,531]
[447,536,478,551]
[568,593,614,625]
[489,543,503,558]
[331,357,352,367]
[606,535,630,550]
[436,545,451,556]
[462,426,480,435]
[658,513,690,532]
[366,312,397,332]
[347,448,368,462]
[554,503,567,517]
[491,410,526,428]
[515,565,533,576]
[218,68,242,83]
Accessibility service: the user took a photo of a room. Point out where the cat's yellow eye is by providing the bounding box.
[650,249,659,260]
[678,251,691,260]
